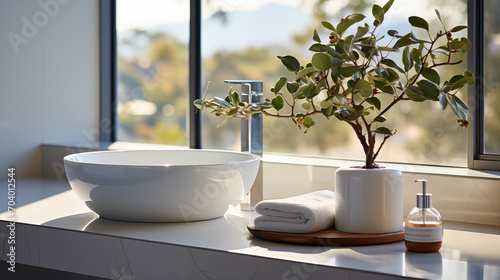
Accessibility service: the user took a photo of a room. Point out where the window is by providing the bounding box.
[103,0,500,170]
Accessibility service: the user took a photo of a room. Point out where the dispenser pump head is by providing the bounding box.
[415,179,432,208]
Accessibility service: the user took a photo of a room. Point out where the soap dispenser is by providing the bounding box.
[405,179,443,253]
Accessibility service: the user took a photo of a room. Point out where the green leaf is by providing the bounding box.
[447,95,467,120]
[344,35,355,55]
[227,108,238,116]
[325,46,341,57]
[387,30,398,37]
[271,95,284,111]
[295,67,317,80]
[254,102,272,109]
[334,106,364,121]
[378,46,398,52]
[302,84,318,99]
[337,13,366,37]
[230,91,240,105]
[454,95,469,110]
[309,43,324,52]
[293,84,308,99]
[372,5,384,26]
[449,74,464,84]
[451,76,475,91]
[302,103,312,111]
[313,29,321,43]
[330,66,341,82]
[304,116,314,124]
[365,97,381,110]
[371,127,394,135]
[331,58,344,67]
[214,96,234,108]
[409,16,429,31]
[321,104,336,117]
[354,23,370,40]
[339,64,359,77]
[422,68,441,85]
[354,79,373,97]
[272,76,287,94]
[386,68,400,83]
[311,53,332,71]
[450,39,465,50]
[322,21,336,31]
[375,65,389,79]
[395,35,415,48]
[459,37,472,52]
[373,79,395,95]
[320,100,331,109]
[286,82,299,94]
[435,9,446,30]
[411,48,421,64]
[383,0,394,13]
[439,93,448,110]
[381,58,405,73]
[451,25,468,32]
[417,80,440,101]
[278,55,301,73]
[402,46,413,72]
[374,115,387,123]
[405,86,426,102]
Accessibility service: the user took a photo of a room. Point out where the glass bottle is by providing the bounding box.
[405,179,443,253]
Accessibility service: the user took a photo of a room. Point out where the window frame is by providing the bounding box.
[103,0,500,171]
[468,0,500,170]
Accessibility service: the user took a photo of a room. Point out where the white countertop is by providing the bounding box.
[1,179,500,280]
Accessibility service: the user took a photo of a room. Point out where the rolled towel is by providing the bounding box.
[253,190,335,233]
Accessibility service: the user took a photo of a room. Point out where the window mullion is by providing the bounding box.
[468,0,484,169]
[100,0,117,142]
[189,0,202,149]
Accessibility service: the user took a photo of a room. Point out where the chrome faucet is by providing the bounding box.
[224,80,263,210]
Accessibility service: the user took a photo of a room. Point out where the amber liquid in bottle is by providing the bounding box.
[405,180,443,253]
[404,221,443,253]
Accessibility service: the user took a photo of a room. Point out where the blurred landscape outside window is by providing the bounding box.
[116,0,498,167]
[117,0,190,146]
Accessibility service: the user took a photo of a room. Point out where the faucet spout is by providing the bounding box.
[224,80,263,154]
[224,80,264,210]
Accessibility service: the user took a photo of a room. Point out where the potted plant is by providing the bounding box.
[194,0,473,233]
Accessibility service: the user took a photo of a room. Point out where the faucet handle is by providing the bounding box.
[224,80,263,93]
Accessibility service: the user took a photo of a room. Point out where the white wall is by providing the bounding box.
[0,0,99,178]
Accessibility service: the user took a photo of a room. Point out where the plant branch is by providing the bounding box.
[372,134,391,163]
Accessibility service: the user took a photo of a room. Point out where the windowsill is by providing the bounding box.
[42,141,500,179]
[41,141,500,227]
[261,153,500,180]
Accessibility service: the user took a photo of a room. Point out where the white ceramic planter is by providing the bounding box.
[335,166,403,233]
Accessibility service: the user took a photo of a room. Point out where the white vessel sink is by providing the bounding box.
[63,149,260,222]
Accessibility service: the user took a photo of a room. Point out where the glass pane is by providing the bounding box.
[116,0,189,146]
[484,0,500,155]
[201,0,468,166]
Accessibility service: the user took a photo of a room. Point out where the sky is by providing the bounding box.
[116,0,466,31]
[116,0,467,58]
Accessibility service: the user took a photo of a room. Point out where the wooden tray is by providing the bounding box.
[247,224,404,246]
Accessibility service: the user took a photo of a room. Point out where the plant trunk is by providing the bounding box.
[347,120,378,169]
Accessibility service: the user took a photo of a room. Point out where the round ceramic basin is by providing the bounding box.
[63,149,260,222]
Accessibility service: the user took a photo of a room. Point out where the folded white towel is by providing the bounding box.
[253,190,335,233]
